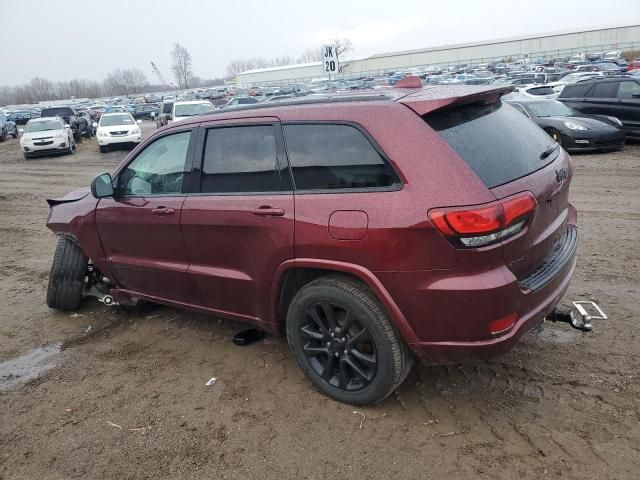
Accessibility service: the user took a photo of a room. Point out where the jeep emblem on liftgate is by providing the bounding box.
[556,167,568,183]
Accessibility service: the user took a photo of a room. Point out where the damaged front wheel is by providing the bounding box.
[46,236,88,311]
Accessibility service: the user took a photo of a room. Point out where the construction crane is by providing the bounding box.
[150,61,176,89]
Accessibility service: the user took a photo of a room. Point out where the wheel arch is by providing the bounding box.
[270,259,418,344]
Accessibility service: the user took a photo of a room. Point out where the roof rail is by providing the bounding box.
[208,94,392,115]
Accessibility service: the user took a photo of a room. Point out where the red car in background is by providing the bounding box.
[45,80,577,405]
[626,61,640,71]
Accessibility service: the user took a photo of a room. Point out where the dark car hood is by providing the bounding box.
[535,115,621,130]
[46,187,91,207]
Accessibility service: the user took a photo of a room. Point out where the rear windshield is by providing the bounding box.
[424,101,556,188]
[41,107,73,117]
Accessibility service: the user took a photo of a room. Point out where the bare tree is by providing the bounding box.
[298,47,323,63]
[171,43,193,89]
[331,38,353,71]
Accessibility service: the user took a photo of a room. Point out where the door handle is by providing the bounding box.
[151,207,176,216]
[251,206,285,217]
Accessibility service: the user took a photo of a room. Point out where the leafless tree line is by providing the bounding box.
[0,68,149,106]
[225,39,353,76]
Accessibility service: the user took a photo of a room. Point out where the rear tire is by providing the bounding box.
[286,275,413,405]
[46,237,88,311]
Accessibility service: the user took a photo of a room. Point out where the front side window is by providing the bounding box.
[617,81,640,99]
[590,82,618,98]
[283,124,398,190]
[118,131,191,196]
[201,125,289,193]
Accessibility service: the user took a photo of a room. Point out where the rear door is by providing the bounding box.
[180,118,294,324]
[95,127,197,302]
[615,80,640,132]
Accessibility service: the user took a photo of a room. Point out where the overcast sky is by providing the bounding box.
[1,0,638,86]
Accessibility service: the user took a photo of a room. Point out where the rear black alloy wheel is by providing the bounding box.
[301,300,378,391]
[286,275,413,405]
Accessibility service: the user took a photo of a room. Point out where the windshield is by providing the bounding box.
[100,114,135,126]
[174,103,214,117]
[26,119,62,132]
[42,107,73,117]
[525,101,575,117]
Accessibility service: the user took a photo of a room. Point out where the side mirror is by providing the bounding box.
[92,122,97,128]
[150,112,156,117]
[64,124,71,130]
[137,119,143,125]
[18,128,24,135]
[91,173,114,198]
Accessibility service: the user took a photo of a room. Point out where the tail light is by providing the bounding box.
[430,192,537,248]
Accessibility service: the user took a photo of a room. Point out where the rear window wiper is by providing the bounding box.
[540,142,560,160]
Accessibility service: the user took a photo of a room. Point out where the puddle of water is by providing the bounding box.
[0,344,61,391]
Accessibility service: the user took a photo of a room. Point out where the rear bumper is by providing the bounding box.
[98,134,141,146]
[377,206,578,365]
[407,256,575,364]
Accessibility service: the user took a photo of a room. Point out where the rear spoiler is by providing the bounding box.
[397,84,514,116]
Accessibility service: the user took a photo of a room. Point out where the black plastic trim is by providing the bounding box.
[518,225,578,292]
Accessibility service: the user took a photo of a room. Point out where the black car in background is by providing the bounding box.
[40,106,87,141]
[558,77,640,138]
[507,99,625,152]
[132,104,159,119]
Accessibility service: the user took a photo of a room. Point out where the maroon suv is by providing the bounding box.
[46,82,577,405]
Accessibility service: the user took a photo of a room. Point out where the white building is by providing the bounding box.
[236,23,640,85]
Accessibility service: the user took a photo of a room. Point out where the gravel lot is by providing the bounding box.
[0,122,638,479]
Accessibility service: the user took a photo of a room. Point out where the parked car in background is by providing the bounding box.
[516,85,557,98]
[170,100,215,122]
[155,100,174,128]
[46,84,577,405]
[0,113,18,141]
[222,96,260,109]
[132,104,160,119]
[507,99,624,152]
[96,112,142,152]
[77,110,95,137]
[10,110,39,125]
[559,77,640,138]
[40,106,87,142]
[20,117,75,158]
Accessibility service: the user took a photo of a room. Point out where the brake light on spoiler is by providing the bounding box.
[429,192,537,248]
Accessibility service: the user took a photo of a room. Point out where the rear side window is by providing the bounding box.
[424,101,555,188]
[201,125,290,193]
[283,124,398,190]
[590,82,618,98]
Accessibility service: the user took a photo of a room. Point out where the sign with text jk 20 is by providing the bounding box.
[322,45,338,74]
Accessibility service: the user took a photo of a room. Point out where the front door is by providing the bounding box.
[95,129,196,303]
[181,121,294,323]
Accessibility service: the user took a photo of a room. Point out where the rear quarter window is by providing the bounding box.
[424,101,556,188]
[283,124,399,191]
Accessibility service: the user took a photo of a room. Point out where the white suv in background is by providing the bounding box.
[20,117,75,159]
[170,100,215,123]
[96,112,142,153]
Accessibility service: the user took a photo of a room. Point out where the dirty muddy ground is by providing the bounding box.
[0,122,639,479]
